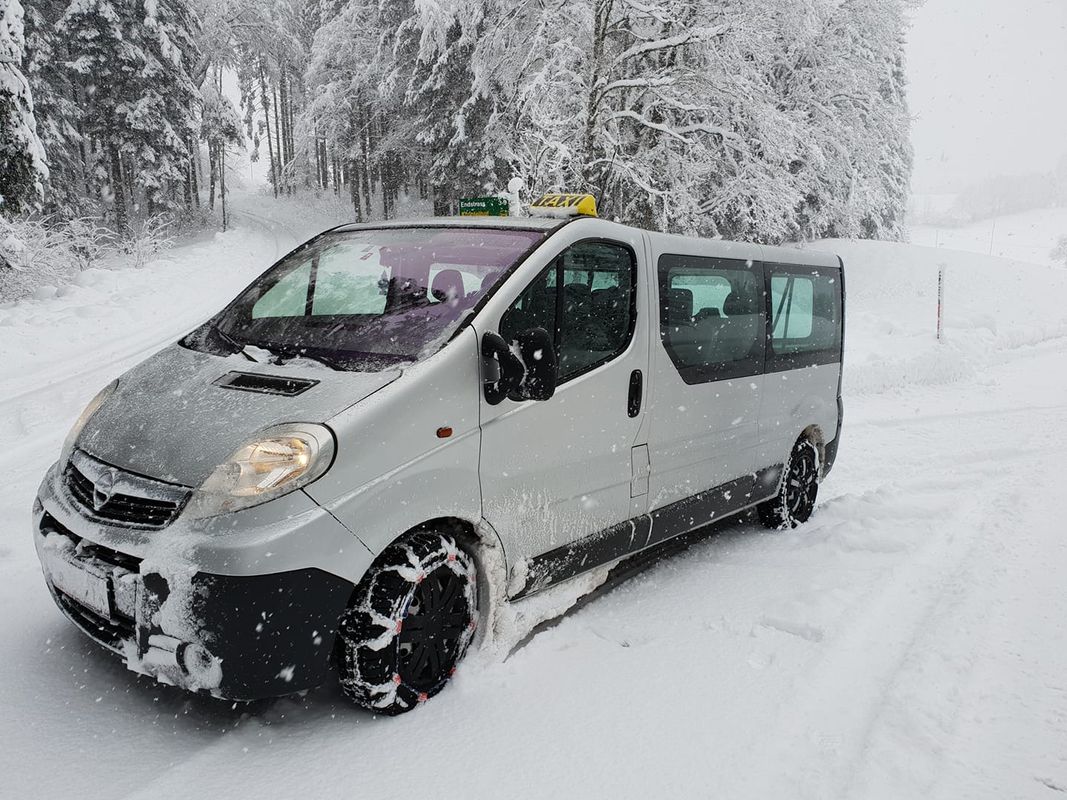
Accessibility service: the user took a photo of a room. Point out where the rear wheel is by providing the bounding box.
[758,439,819,529]
[335,530,478,715]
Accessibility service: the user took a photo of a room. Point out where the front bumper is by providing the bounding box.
[33,485,358,701]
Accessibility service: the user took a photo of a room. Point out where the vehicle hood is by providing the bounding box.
[77,344,401,487]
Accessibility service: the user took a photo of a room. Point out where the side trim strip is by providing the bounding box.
[510,465,782,600]
[647,466,781,548]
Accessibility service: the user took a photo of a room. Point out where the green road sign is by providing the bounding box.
[459,197,510,217]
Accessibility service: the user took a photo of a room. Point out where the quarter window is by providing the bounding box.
[767,267,842,365]
[658,254,765,383]
[500,241,636,383]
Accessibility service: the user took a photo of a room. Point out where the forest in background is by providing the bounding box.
[2,0,914,249]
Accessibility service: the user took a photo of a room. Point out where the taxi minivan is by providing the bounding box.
[33,195,844,714]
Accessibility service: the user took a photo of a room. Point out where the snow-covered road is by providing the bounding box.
[1,203,1065,799]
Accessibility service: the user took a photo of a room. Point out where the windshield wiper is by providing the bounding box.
[211,326,339,370]
[252,344,344,371]
[210,323,251,358]
[282,350,343,370]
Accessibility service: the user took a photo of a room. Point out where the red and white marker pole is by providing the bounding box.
[937,265,946,343]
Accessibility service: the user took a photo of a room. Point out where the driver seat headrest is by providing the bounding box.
[431,269,465,303]
[723,292,749,317]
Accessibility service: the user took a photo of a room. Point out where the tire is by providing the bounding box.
[758,438,819,530]
[335,530,478,715]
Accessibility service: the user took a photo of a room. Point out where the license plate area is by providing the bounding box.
[44,547,112,620]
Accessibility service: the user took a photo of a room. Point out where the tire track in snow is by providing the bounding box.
[738,404,1063,799]
[227,207,302,258]
[0,212,300,462]
[2,208,298,409]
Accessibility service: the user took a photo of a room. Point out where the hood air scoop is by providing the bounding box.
[213,371,320,397]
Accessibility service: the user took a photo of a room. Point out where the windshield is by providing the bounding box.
[183,227,546,371]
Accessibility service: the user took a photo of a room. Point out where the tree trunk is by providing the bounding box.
[323,140,331,190]
[124,153,137,222]
[433,187,451,216]
[315,131,326,189]
[190,137,200,210]
[361,106,372,215]
[381,153,392,220]
[220,145,228,232]
[348,159,361,221]
[581,0,613,190]
[273,85,284,193]
[208,143,217,210]
[109,142,128,236]
[278,67,293,194]
[259,62,278,197]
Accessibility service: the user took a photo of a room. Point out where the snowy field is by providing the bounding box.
[2,196,1066,798]
[911,206,1067,267]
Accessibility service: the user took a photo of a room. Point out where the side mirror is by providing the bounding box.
[514,327,556,401]
[481,328,557,405]
[482,331,524,405]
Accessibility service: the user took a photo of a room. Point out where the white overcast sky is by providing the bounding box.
[907,0,1067,193]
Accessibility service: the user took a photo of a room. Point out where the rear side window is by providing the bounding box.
[766,265,842,370]
[500,240,636,383]
[658,254,765,383]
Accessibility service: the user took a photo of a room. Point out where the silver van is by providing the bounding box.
[33,198,844,714]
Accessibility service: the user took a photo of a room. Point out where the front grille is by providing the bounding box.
[66,468,177,527]
[75,534,142,573]
[64,450,190,530]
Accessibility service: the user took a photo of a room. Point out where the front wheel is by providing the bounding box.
[335,530,478,715]
[758,439,819,529]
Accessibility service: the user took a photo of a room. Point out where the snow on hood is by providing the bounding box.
[77,344,400,486]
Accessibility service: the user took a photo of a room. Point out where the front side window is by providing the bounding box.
[184,227,545,371]
[658,254,765,383]
[500,240,636,383]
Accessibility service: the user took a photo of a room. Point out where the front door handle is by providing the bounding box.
[628,369,643,418]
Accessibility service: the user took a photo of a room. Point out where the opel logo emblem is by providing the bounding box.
[92,469,117,511]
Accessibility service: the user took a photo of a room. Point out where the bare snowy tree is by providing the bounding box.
[22,0,915,241]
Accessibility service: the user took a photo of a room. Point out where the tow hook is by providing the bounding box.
[141,634,223,689]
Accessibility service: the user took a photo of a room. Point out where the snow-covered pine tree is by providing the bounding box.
[126,0,202,215]
[389,0,502,214]
[305,0,408,217]
[201,73,242,226]
[212,0,312,197]
[0,0,48,215]
[57,0,200,233]
[22,0,84,216]
[312,0,385,214]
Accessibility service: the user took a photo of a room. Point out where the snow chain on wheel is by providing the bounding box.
[758,438,819,530]
[335,530,478,715]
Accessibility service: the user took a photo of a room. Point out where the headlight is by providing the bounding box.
[60,380,118,464]
[185,423,335,518]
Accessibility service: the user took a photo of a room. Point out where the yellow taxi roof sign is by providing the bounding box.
[529,193,598,217]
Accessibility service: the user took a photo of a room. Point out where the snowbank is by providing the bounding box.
[817,238,1067,396]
